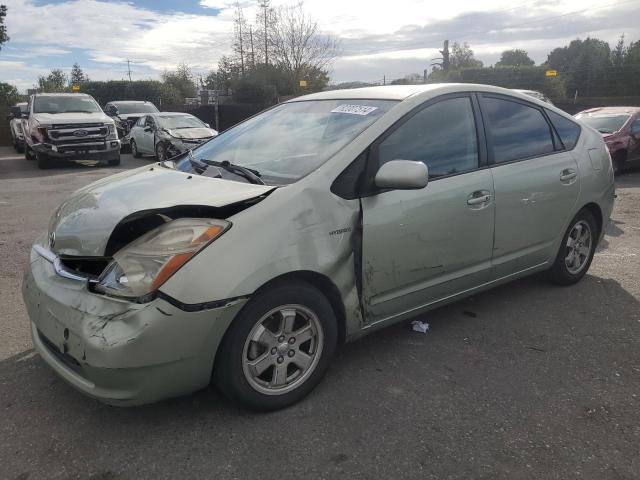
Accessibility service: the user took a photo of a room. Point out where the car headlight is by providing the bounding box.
[95,218,230,299]
[106,123,118,140]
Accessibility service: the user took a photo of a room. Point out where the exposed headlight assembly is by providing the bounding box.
[95,218,229,300]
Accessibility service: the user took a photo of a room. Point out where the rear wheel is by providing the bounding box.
[548,209,598,285]
[215,282,338,411]
[131,139,142,158]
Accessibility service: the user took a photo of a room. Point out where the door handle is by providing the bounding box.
[560,169,577,182]
[466,191,492,206]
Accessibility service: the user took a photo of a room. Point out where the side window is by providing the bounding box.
[137,116,146,127]
[546,109,581,150]
[377,96,479,178]
[145,117,155,129]
[483,96,554,163]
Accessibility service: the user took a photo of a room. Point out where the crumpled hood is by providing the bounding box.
[48,166,274,257]
[33,112,112,125]
[166,127,217,140]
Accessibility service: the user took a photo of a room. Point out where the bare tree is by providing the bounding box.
[268,2,339,89]
[232,2,248,76]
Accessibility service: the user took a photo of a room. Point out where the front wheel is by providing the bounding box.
[612,152,626,176]
[548,209,598,285]
[24,144,35,160]
[155,141,168,161]
[36,153,53,170]
[215,282,338,411]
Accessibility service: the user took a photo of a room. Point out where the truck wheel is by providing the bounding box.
[131,140,142,158]
[36,153,53,170]
[215,281,338,411]
[24,144,35,161]
[612,151,626,176]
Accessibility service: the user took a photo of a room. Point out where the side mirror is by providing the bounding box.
[144,126,152,132]
[205,123,210,128]
[374,160,429,190]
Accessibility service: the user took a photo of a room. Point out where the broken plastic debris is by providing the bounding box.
[411,320,430,333]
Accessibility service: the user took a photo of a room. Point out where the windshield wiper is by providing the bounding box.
[186,151,264,184]
[202,159,264,185]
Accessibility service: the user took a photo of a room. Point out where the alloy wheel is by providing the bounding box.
[242,304,324,395]
[565,220,592,275]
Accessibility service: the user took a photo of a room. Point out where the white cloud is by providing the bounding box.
[0,0,638,90]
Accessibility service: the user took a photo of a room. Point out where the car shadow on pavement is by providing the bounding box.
[2,272,639,479]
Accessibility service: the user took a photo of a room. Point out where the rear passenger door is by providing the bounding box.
[480,94,580,278]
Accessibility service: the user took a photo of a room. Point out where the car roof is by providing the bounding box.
[110,100,153,104]
[32,93,92,97]
[289,83,553,103]
[150,112,192,117]
[577,106,640,115]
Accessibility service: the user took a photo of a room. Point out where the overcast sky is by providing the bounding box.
[1,0,639,91]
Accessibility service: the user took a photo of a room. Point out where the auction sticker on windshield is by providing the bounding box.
[331,104,378,115]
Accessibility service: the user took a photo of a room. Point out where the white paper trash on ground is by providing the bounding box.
[411,320,430,333]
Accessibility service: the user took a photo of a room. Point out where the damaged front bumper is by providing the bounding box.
[32,140,121,161]
[22,242,247,406]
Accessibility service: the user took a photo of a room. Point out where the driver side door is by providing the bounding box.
[139,116,156,153]
[360,94,495,324]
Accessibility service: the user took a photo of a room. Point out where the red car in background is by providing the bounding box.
[575,107,640,175]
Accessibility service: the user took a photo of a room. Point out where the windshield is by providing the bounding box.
[34,96,102,114]
[175,99,397,185]
[114,102,159,114]
[575,114,630,134]
[159,115,206,130]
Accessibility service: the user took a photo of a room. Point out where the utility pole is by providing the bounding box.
[126,59,132,82]
[440,40,450,72]
[383,75,386,86]
[249,25,255,68]
[259,0,269,66]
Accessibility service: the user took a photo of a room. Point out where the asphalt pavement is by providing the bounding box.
[0,146,639,480]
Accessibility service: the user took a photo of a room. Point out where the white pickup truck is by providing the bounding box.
[23,93,120,169]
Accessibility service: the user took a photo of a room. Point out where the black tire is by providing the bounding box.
[548,209,598,285]
[24,144,35,161]
[108,156,121,166]
[16,144,24,153]
[36,153,53,170]
[155,141,167,161]
[612,152,626,176]
[131,139,142,158]
[215,281,338,411]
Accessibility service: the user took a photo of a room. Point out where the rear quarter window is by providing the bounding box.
[546,109,581,150]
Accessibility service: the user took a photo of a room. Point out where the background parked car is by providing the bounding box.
[7,102,28,152]
[22,93,120,169]
[512,89,554,105]
[104,100,159,152]
[129,112,218,160]
[574,107,640,175]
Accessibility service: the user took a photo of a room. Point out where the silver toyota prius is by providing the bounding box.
[22,84,615,410]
